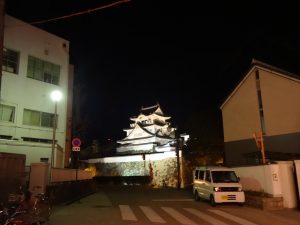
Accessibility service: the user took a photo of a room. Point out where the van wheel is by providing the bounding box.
[210,195,216,207]
[194,191,200,201]
[238,203,244,207]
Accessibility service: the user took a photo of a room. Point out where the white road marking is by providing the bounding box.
[208,209,258,225]
[119,205,137,221]
[161,207,198,225]
[140,206,166,223]
[184,208,229,225]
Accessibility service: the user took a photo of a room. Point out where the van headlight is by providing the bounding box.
[214,187,221,192]
[238,187,243,192]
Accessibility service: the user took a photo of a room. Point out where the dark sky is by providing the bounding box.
[5,0,300,144]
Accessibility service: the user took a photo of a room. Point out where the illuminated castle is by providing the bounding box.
[116,103,176,154]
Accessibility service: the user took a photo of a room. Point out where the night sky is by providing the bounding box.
[5,1,300,144]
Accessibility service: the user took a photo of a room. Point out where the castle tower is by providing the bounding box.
[117,103,176,154]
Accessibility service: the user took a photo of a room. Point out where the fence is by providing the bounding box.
[233,161,298,208]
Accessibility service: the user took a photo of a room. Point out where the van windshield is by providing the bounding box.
[211,171,239,183]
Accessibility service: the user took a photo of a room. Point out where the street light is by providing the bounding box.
[50,90,62,182]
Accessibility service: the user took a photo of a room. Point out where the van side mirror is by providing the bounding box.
[237,177,240,182]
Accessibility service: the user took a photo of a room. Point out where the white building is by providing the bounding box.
[0,15,73,168]
[117,104,176,153]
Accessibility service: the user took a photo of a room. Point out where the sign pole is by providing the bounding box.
[71,138,81,181]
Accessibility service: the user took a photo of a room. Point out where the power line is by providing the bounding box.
[30,0,131,25]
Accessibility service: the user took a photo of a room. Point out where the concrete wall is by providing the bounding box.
[234,162,298,208]
[294,160,300,202]
[277,161,298,208]
[52,167,93,182]
[29,163,49,195]
[234,164,282,196]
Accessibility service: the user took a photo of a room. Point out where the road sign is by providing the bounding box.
[72,138,81,147]
[72,147,80,152]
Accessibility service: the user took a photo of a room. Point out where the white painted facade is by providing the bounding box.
[0,15,71,167]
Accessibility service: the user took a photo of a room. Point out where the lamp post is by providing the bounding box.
[50,90,62,183]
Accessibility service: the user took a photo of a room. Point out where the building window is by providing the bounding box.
[22,137,53,144]
[23,109,56,128]
[2,48,19,74]
[0,104,15,122]
[27,56,60,85]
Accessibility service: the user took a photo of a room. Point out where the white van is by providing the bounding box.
[193,166,245,206]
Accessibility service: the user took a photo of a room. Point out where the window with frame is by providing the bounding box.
[23,109,56,128]
[2,48,19,74]
[0,104,15,122]
[27,56,60,85]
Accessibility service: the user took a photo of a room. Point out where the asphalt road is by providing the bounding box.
[50,185,300,225]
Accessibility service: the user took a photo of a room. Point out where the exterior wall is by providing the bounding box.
[1,15,70,167]
[52,167,93,182]
[90,152,181,188]
[224,132,300,166]
[29,163,49,195]
[224,138,258,166]
[259,70,300,136]
[234,164,282,196]
[294,160,300,202]
[222,70,261,142]
[222,66,300,166]
[234,162,298,208]
[276,161,298,208]
[0,152,26,203]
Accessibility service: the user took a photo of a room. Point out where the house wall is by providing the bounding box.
[224,132,300,166]
[259,70,300,136]
[1,15,70,167]
[221,70,261,142]
[222,66,300,166]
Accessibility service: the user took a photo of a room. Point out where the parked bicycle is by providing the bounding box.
[0,188,51,225]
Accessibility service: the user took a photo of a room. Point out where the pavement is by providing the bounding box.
[50,189,300,225]
[50,190,120,225]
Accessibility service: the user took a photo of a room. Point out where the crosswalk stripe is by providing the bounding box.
[208,209,258,225]
[184,208,229,225]
[161,207,198,225]
[140,206,166,223]
[119,205,137,221]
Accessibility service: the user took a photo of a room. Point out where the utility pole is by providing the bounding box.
[253,131,266,164]
[0,0,5,100]
[175,128,181,189]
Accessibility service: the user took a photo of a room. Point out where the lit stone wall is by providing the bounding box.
[93,156,179,188]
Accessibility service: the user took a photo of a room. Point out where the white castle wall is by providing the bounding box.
[89,151,181,188]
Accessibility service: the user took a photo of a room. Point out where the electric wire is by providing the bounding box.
[30,0,131,25]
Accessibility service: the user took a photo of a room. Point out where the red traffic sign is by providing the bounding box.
[72,138,81,147]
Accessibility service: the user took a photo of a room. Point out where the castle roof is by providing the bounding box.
[141,103,164,116]
[130,103,170,121]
